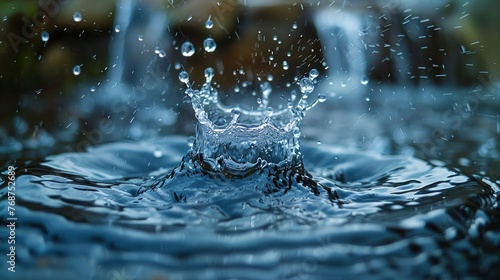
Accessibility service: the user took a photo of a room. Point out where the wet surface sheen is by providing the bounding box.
[1,137,499,280]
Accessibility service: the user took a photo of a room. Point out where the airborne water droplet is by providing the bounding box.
[361,75,369,85]
[114,25,121,33]
[292,23,298,29]
[205,18,213,29]
[158,50,166,58]
[309,69,319,80]
[203,38,217,52]
[181,41,195,57]
[153,148,163,158]
[41,31,49,42]
[299,77,314,94]
[179,71,189,84]
[318,94,327,102]
[283,61,289,70]
[73,12,82,22]
[138,35,143,41]
[73,65,81,76]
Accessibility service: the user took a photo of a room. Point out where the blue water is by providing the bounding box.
[1,137,499,279]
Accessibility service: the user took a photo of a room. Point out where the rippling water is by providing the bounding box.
[1,137,499,279]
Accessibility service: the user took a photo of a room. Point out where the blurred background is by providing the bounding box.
[0,0,499,180]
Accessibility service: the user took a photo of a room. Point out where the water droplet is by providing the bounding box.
[73,65,81,76]
[340,80,347,88]
[179,71,189,84]
[40,31,49,42]
[90,86,96,92]
[73,12,82,22]
[318,94,327,102]
[231,109,241,118]
[260,82,272,96]
[153,149,163,158]
[292,23,298,29]
[203,38,217,52]
[299,77,314,94]
[138,35,143,41]
[257,98,262,105]
[365,97,370,102]
[174,63,181,70]
[309,69,319,80]
[267,74,273,82]
[361,75,369,85]
[181,41,195,57]
[158,49,166,58]
[114,25,121,33]
[283,61,289,70]
[205,18,213,29]
[204,67,215,83]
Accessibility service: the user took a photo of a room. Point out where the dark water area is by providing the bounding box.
[1,137,499,279]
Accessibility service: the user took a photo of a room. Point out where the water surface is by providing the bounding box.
[1,137,499,279]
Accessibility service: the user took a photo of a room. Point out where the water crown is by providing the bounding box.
[178,66,325,176]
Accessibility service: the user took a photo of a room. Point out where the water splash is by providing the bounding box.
[178,68,325,176]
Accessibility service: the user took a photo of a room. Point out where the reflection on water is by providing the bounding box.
[1,138,499,279]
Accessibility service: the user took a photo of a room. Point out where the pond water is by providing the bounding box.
[1,1,500,279]
[1,136,499,279]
